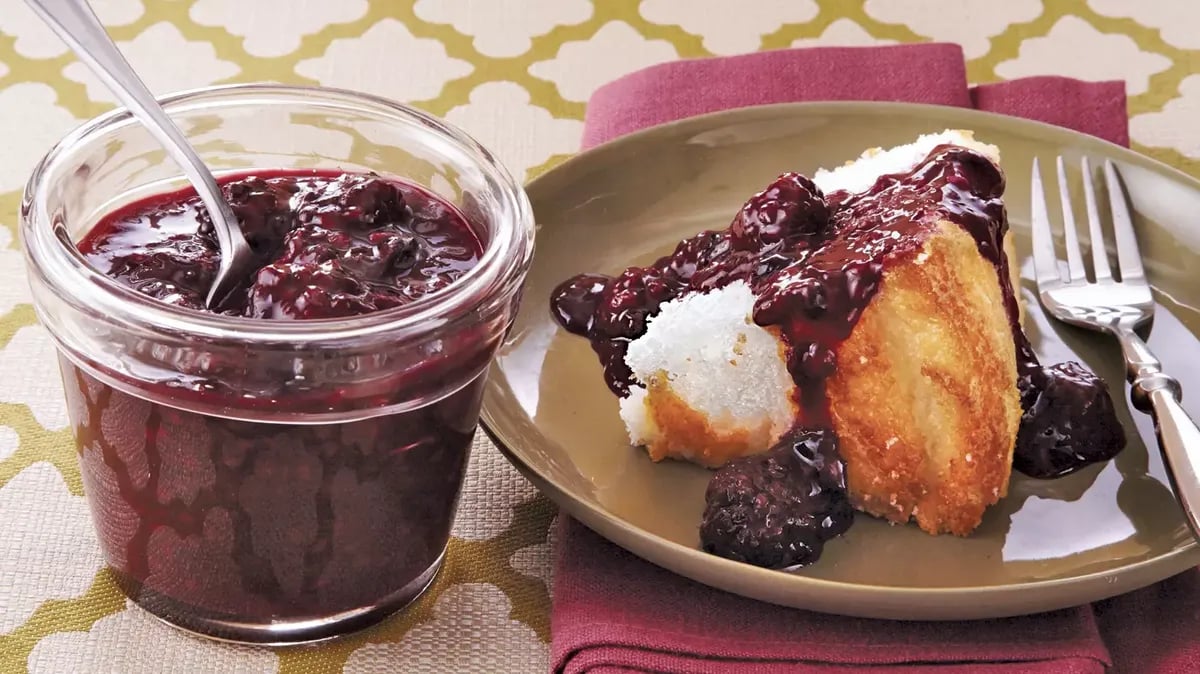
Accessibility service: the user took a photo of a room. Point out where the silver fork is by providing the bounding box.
[1031,156,1200,538]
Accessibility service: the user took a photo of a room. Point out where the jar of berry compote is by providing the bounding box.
[20,84,534,644]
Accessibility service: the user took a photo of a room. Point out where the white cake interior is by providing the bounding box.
[618,130,1001,457]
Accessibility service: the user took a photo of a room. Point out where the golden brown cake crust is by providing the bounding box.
[641,375,764,467]
[827,219,1022,536]
[640,336,796,468]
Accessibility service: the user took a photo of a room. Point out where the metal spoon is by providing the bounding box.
[26,0,253,309]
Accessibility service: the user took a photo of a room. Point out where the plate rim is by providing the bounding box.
[526,100,1200,196]
[483,100,1200,619]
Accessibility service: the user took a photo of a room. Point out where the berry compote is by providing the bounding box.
[551,146,1127,569]
[66,170,488,641]
[83,171,481,319]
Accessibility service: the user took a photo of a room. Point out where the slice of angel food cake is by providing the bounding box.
[550,130,1128,570]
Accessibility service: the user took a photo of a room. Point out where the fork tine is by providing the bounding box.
[1103,160,1145,282]
[1056,156,1087,283]
[1080,156,1114,281]
[1030,158,1063,288]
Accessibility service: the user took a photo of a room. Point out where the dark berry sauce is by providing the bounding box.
[699,429,853,569]
[63,358,481,635]
[1015,361,1126,478]
[79,171,482,319]
[550,146,1127,569]
[66,170,488,639]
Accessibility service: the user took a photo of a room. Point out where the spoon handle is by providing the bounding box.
[25,0,248,306]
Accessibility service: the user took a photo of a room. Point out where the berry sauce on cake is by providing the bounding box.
[550,132,1127,569]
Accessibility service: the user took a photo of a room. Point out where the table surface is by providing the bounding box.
[2,1,1198,672]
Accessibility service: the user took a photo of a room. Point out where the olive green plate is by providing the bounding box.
[480,102,1200,620]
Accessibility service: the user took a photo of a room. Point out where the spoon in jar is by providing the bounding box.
[25,0,254,310]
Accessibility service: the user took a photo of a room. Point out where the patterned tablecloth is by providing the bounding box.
[1,1,1198,672]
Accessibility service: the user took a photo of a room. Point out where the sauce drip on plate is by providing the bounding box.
[551,146,1126,568]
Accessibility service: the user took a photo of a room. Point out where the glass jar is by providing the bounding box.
[20,84,534,644]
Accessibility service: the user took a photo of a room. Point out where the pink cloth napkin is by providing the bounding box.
[552,43,1199,673]
[580,43,1129,148]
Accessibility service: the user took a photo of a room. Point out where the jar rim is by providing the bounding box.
[21,83,535,345]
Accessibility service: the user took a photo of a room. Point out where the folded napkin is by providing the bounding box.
[580,43,1129,148]
[553,43,1199,674]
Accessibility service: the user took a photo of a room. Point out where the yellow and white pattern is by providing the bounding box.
[2,0,1199,671]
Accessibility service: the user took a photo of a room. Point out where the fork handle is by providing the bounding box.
[1146,389,1200,535]
[1117,327,1200,536]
